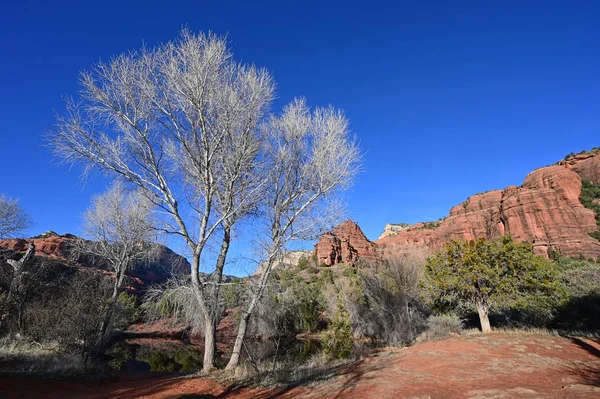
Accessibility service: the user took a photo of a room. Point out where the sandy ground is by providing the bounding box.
[1,333,599,398]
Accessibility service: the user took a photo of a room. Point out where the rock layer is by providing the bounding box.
[376,152,600,259]
[316,151,600,265]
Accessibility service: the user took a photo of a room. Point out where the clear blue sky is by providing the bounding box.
[1,1,598,267]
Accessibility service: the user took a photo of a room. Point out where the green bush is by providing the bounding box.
[323,303,353,359]
[106,342,133,370]
[221,279,245,308]
[320,268,334,284]
[297,256,310,271]
[580,179,600,241]
[342,264,356,277]
[251,272,325,335]
[547,247,561,262]
[560,264,600,298]
[423,221,441,229]
[555,263,600,331]
[114,292,140,329]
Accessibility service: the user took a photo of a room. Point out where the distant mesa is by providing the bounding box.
[316,148,600,265]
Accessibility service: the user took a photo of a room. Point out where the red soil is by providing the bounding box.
[1,333,599,398]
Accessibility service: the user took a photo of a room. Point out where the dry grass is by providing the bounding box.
[462,326,600,339]
[0,337,88,377]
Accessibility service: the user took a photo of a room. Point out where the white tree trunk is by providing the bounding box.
[225,258,273,370]
[476,300,492,333]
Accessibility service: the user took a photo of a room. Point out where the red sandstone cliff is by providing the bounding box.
[315,220,381,266]
[317,150,600,264]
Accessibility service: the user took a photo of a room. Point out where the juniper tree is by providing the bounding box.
[423,236,561,333]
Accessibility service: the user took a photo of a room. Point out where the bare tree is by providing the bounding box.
[340,249,429,346]
[49,30,274,371]
[225,99,360,370]
[0,195,33,239]
[73,182,155,348]
[3,242,37,333]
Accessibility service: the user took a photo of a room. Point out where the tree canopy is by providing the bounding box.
[423,236,562,332]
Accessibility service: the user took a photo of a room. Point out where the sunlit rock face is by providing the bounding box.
[315,220,381,266]
[318,151,600,262]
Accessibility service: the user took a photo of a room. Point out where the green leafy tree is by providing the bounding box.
[423,236,561,333]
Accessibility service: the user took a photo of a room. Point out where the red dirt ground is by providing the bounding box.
[2,333,599,398]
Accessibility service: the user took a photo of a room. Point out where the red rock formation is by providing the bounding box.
[565,151,600,183]
[376,151,600,259]
[317,151,600,263]
[315,220,381,266]
[0,233,72,260]
[0,232,189,284]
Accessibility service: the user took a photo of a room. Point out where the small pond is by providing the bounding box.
[108,338,323,373]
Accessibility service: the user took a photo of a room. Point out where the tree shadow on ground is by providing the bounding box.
[569,337,600,359]
[564,337,600,388]
[161,355,384,399]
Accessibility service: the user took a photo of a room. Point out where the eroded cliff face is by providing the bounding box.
[377,152,600,259]
[317,151,600,265]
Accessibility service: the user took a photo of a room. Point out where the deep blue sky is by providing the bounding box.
[1,1,598,269]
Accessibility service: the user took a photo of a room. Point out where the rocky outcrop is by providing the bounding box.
[378,223,411,239]
[316,220,381,266]
[376,151,600,259]
[316,150,600,263]
[0,232,189,284]
[254,249,313,275]
[564,149,600,183]
[0,232,72,260]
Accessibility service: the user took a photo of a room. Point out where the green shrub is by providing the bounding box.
[342,264,356,277]
[253,272,325,335]
[555,255,597,271]
[422,221,441,229]
[106,342,133,370]
[320,268,334,284]
[323,303,353,359]
[114,292,140,329]
[279,269,295,282]
[580,179,600,241]
[297,256,310,271]
[221,279,245,308]
[560,264,600,298]
[547,247,561,262]
[307,266,318,274]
